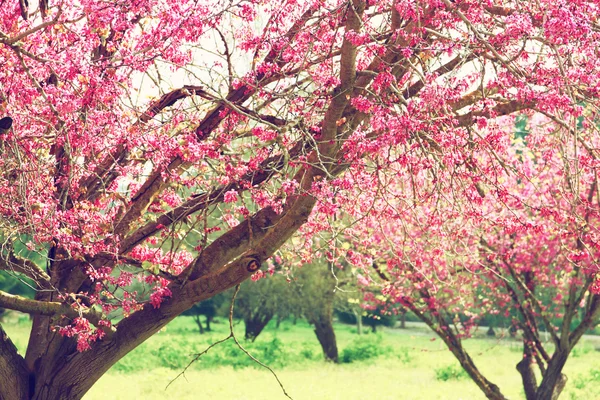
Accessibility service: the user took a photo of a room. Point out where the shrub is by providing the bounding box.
[341,335,390,363]
[152,340,192,369]
[255,337,286,365]
[434,364,468,381]
[573,368,600,389]
[300,348,315,360]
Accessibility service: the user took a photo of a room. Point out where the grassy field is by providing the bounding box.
[4,315,600,399]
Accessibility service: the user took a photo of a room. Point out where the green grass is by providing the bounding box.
[4,315,600,399]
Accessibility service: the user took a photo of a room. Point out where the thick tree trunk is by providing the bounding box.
[0,324,29,400]
[400,309,406,329]
[536,350,569,400]
[516,354,537,400]
[449,345,506,400]
[313,316,338,363]
[205,315,212,332]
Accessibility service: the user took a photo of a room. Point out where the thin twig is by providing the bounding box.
[166,285,293,399]
[228,285,293,400]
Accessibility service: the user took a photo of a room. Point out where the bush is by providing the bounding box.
[152,339,192,369]
[255,337,286,365]
[341,335,390,363]
[573,368,600,389]
[300,348,315,360]
[434,364,468,381]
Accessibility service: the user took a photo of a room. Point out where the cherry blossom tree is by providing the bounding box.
[0,0,599,399]
[342,126,600,399]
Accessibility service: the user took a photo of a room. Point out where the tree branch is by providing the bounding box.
[118,140,310,255]
[0,291,114,337]
[0,252,51,286]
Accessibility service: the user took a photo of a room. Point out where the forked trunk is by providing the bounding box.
[244,311,274,341]
[194,315,205,334]
[516,355,537,400]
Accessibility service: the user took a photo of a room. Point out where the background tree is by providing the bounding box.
[182,295,225,334]
[342,116,600,400]
[0,0,599,399]
[290,262,345,362]
[235,272,295,341]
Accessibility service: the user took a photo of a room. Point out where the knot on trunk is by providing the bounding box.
[245,256,261,272]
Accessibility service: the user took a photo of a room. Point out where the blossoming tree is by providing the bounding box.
[342,125,600,399]
[0,0,599,398]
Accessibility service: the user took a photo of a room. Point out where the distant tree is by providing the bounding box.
[235,273,295,341]
[292,263,342,363]
[183,295,225,334]
[362,306,397,333]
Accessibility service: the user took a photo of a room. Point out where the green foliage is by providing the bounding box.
[152,339,193,369]
[0,271,35,298]
[341,334,390,363]
[395,347,413,364]
[235,274,299,341]
[434,364,468,381]
[571,341,593,358]
[300,346,315,360]
[514,114,529,142]
[573,367,600,391]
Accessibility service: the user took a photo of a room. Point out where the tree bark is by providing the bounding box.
[313,316,339,363]
[0,324,29,400]
[516,347,537,400]
[450,345,506,400]
[400,308,406,329]
[535,350,569,400]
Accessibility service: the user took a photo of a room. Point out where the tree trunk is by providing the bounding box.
[352,308,362,335]
[370,320,377,333]
[516,347,537,400]
[448,344,507,400]
[205,315,212,332]
[194,315,205,334]
[244,312,274,341]
[536,350,569,400]
[0,324,29,400]
[400,308,406,329]
[313,316,338,363]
